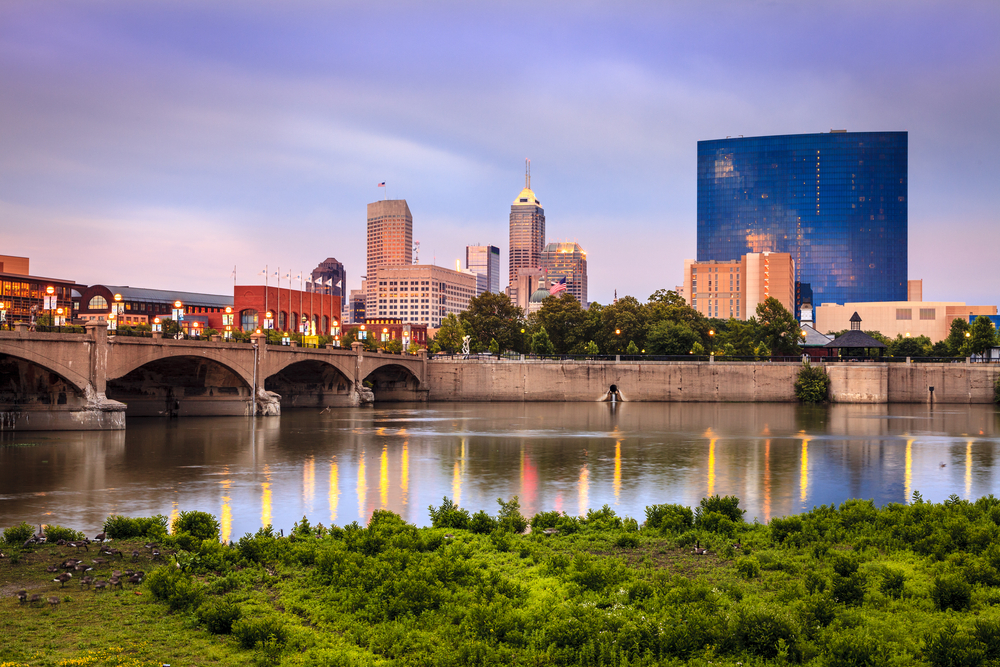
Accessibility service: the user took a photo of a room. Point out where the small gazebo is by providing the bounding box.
[824,312,887,359]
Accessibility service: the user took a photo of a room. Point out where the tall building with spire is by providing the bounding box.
[366,199,413,311]
[508,161,545,296]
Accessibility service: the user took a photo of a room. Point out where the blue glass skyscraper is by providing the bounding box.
[697,131,907,310]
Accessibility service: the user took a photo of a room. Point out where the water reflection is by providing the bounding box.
[1,403,1000,536]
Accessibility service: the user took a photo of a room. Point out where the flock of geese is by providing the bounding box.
[9,528,164,608]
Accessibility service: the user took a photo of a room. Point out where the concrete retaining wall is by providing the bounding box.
[427,360,1000,404]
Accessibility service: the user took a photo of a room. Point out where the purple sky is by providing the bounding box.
[2,1,998,306]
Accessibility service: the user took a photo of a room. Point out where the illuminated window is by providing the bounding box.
[88,295,108,310]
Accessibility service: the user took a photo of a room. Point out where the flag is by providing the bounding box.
[549,277,568,295]
[377,182,386,187]
[335,279,342,288]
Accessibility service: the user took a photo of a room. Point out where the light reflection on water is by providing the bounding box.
[1,402,999,537]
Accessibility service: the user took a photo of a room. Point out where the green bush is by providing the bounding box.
[469,510,498,534]
[197,598,242,634]
[994,376,1000,405]
[530,511,562,531]
[931,573,973,611]
[644,503,694,532]
[880,568,905,598]
[730,602,799,659]
[172,510,221,542]
[925,622,984,667]
[770,515,804,543]
[145,565,205,611]
[496,496,527,534]
[2,521,34,544]
[238,526,280,564]
[824,625,889,667]
[43,525,85,542]
[795,361,830,403]
[232,614,289,650]
[696,495,745,524]
[428,497,470,530]
[103,514,168,540]
[614,532,640,548]
[735,555,761,579]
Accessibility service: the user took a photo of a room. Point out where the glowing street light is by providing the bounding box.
[153,317,162,334]
[172,300,184,339]
[110,293,123,332]
[45,285,56,330]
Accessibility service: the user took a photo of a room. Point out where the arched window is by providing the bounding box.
[278,311,287,330]
[240,309,258,331]
[291,312,299,332]
[322,315,329,334]
[88,295,108,310]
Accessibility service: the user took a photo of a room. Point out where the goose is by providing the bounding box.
[130,550,140,560]
[127,573,143,586]
[91,558,107,567]
[143,542,159,552]
[93,581,107,592]
[61,559,80,570]
[0,551,7,559]
[46,565,60,574]
[70,540,90,551]
[53,572,73,587]
[109,577,122,590]
[56,539,67,546]
[16,590,27,604]
[443,534,454,540]
[692,541,708,556]
[543,528,559,536]
[112,570,122,579]
[93,532,106,543]
[151,549,162,560]
[74,563,92,573]
[80,576,94,589]
[732,540,742,551]
[47,597,60,607]
[30,593,43,605]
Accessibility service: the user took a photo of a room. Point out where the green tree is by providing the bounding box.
[585,340,599,355]
[459,292,525,353]
[488,338,499,356]
[945,318,972,356]
[646,321,698,355]
[532,292,587,353]
[647,288,687,307]
[969,315,998,360]
[341,327,358,349]
[384,339,403,354]
[599,296,646,354]
[435,313,465,354]
[625,340,639,355]
[720,318,760,356]
[888,334,932,358]
[756,297,801,356]
[531,326,555,355]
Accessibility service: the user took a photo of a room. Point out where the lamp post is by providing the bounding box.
[153,317,162,334]
[112,293,123,332]
[223,306,233,340]
[708,329,715,355]
[45,286,55,331]
[56,307,64,329]
[0,301,6,329]
[172,300,184,339]
[192,321,200,339]
[265,311,274,331]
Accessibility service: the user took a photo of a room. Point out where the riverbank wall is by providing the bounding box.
[425,360,1000,404]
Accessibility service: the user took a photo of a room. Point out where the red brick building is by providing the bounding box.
[345,317,428,347]
[234,285,342,334]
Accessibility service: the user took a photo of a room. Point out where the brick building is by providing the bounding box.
[234,285,341,335]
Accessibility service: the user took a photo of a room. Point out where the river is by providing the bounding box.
[2,402,999,541]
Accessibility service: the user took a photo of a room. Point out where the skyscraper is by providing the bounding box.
[466,244,500,295]
[539,241,588,307]
[697,131,907,310]
[508,164,545,291]
[308,257,346,299]
[366,199,413,310]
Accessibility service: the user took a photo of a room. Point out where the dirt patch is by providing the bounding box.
[591,541,730,577]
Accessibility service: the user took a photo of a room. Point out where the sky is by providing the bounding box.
[2,0,999,307]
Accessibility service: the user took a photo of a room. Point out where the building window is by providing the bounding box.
[919,309,936,320]
[896,309,912,320]
[89,295,108,310]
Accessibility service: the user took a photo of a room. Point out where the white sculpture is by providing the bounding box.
[462,335,471,356]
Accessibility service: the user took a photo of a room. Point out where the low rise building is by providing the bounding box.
[1,255,77,326]
[682,252,794,320]
[76,285,233,333]
[373,264,477,327]
[347,317,428,348]
[816,300,997,342]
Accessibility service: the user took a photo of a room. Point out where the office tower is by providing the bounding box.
[308,258,346,298]
[682,252,795,320]
[373,265,477,327]
[348,289,366,324]
[697,131,907,310]
[366,199,413,310]
[508,165,545,289]
[466,244,500,295]
[539,241,588,307]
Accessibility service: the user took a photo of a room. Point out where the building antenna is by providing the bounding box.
[525,158,530,189]
[413,240,420,264]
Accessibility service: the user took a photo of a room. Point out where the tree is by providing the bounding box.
[384,339,403,354]
[435,313,465,354]
[599,296,647,354]
[719,318,760,356]
[532,292,587,354]
[459,292,525,353]
[968,316,998,360]
[625,340,639,355]
[488,338,499,356]
[341,328,358,349]
[647,289,687,307]
[407,342,421,355]
[585,340,599,355]
[531,327,555,355]
[755,297,801,356]
[945,318,972,356]
[646,321,698,355]
[888,334,932,358]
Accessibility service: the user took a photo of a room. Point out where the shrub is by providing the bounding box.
[2,521,34,544]
[238,525,280,564]
[795,361,830,403]
[172,510,220,542]
[530,511,562,531]
[428,497,470,530]
[831,573,866,606]
[145,565,204,611]
[232,614,289,650]
[696,495,745,524]
[614,533,640,549]
[994,376,1000,405]
[469,510,497,535]
[824,625,889,667]
[496,496,527,534]
[43,525,85,542]
[103,514,169,540]
[931,573,972,612]
[197,598,242,634]
[735,555,761,579]
[770,515,804,543]
[973,618,1000,661]
[730,602,799,659]
[925,622,984,667]
[880,568,905,599]
[645,504,694,532]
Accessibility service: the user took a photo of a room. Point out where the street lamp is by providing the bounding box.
[0,301,7,329]
[192,321,201,338]
[153,317,162,334]
[45,286,55,330]
[112,293,123,332]
[265,311,274,330]
[223,306,233,340]
[708,329,715,355]
[172,300,184,339]
[56,307,64,328]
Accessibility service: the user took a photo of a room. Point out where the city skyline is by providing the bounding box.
[2,2,999,307]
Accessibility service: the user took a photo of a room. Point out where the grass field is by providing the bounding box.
[3,494,1000,666]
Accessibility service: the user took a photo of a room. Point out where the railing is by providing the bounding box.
[431,353,1000,364]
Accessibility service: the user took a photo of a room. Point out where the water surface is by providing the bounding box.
[2,402,999,541]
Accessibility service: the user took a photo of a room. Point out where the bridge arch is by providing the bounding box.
[264,359,355,408]
[106,342,255,388]
[363,361,426,402]
[0,340,91,395]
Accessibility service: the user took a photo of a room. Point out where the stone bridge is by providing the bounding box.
[0,322,427,431]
